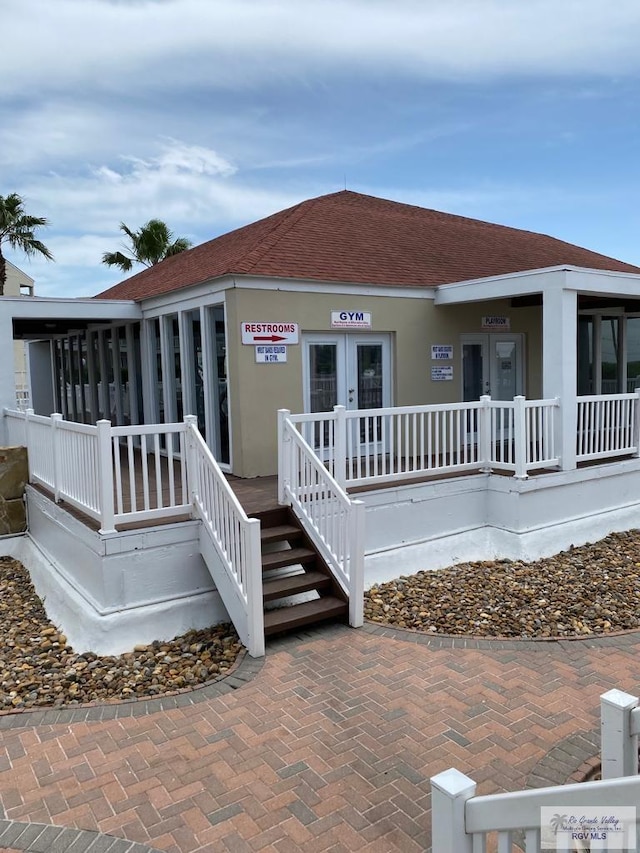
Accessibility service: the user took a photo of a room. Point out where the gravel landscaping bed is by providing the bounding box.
[364,529,640,638]
[0,555,243,711]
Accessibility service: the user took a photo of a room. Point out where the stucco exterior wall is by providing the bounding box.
[225,286,543,477]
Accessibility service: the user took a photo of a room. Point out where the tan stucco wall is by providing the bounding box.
[225,288,542,477]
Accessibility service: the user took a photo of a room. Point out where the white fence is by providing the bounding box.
[577,391,640,462]
[286,396,560,485]
[5,409,191,532]
[279,410,365,627]
[431,688,640,852]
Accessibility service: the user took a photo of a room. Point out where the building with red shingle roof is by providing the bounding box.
[5,189,640,656]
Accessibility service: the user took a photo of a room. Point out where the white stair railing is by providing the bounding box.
[185,417,264,657]
[279,409,365,627]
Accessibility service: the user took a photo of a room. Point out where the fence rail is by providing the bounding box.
[3,408,267,657]
[287,396,560,485]
[432,688,640,852]
[577,391,640,462]
[4,409,193,531]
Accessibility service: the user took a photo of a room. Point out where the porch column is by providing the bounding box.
[542,285,577,470]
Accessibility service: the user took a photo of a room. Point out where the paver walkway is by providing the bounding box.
[0,623,638,852]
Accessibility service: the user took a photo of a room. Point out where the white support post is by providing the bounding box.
[479,395,492,472]
[349,499,366,627]
[24,409,35,476]
[513,395,528,480]
[601,689,639,780]
[244,517,265,658]
[634,389,640,457]
[542,283,577,471]
[278,409,292,506]
[333,405,347,489]
[96,419,116,534]
[50,413,62,500]
[183,415,198,507]
[430,768,476,853]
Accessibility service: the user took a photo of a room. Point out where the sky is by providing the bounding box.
[3,0,640,298]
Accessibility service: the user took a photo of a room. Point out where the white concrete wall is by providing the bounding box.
[362,460,640,584]
[19,487,230,654]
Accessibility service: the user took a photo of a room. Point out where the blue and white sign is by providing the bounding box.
[255,345,287,363]
[431,345,453,360]
[431,366,453,381]
[331,310,372,329]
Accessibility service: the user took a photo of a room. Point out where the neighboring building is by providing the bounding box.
[3,260,34,409]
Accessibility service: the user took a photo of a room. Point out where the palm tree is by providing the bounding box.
[102,219,192,272]
[0,193,54,295]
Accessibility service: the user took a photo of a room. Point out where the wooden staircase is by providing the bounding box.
[253,507,349,637]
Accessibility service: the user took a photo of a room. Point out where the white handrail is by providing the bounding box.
[186,418,264,657]
[279,410,365,627]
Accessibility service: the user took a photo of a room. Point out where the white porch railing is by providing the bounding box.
[577,391,640,462]
[279,409,365,627]
[4,408,266,657]
[4,409,191,532]
[286,396,561,485]
[186,418,264,657]
[431,689,640,852]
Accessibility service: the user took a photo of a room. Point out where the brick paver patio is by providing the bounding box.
[0,622,638,852]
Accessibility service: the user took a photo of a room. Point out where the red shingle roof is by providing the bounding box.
[96,190,640,301]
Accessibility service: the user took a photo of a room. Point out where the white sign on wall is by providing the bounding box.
[331,310,372,329]
[255,345,287,363]
[431,366,453,381]
[241,322,299,345]
[431,345,453,360]
[482,316,510,331]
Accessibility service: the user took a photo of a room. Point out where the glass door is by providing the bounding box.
[461,334,523,401]
[304,333,392,445]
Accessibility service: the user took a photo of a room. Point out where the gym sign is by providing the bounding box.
[331,310,372,329]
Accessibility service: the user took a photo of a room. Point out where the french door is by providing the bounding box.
[304,333,391,415]
[461,334,524,401]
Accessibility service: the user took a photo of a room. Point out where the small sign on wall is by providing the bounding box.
[331,310,372,329]
[482,316,510,331]
[255,345,287,363]
[431,345,453,360]
[431,366,453,381]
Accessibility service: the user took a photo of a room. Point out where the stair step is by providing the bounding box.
[263,570,331,602]
[264,596,348,635]
[262,547,316,572]
[261,524,302,545]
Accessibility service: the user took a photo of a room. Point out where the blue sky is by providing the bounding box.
[3,0,640,298]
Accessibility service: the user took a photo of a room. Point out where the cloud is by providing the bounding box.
[3,0,640,101]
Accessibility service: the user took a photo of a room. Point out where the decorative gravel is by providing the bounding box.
[364,530,640,638]
[0,555,243,711]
